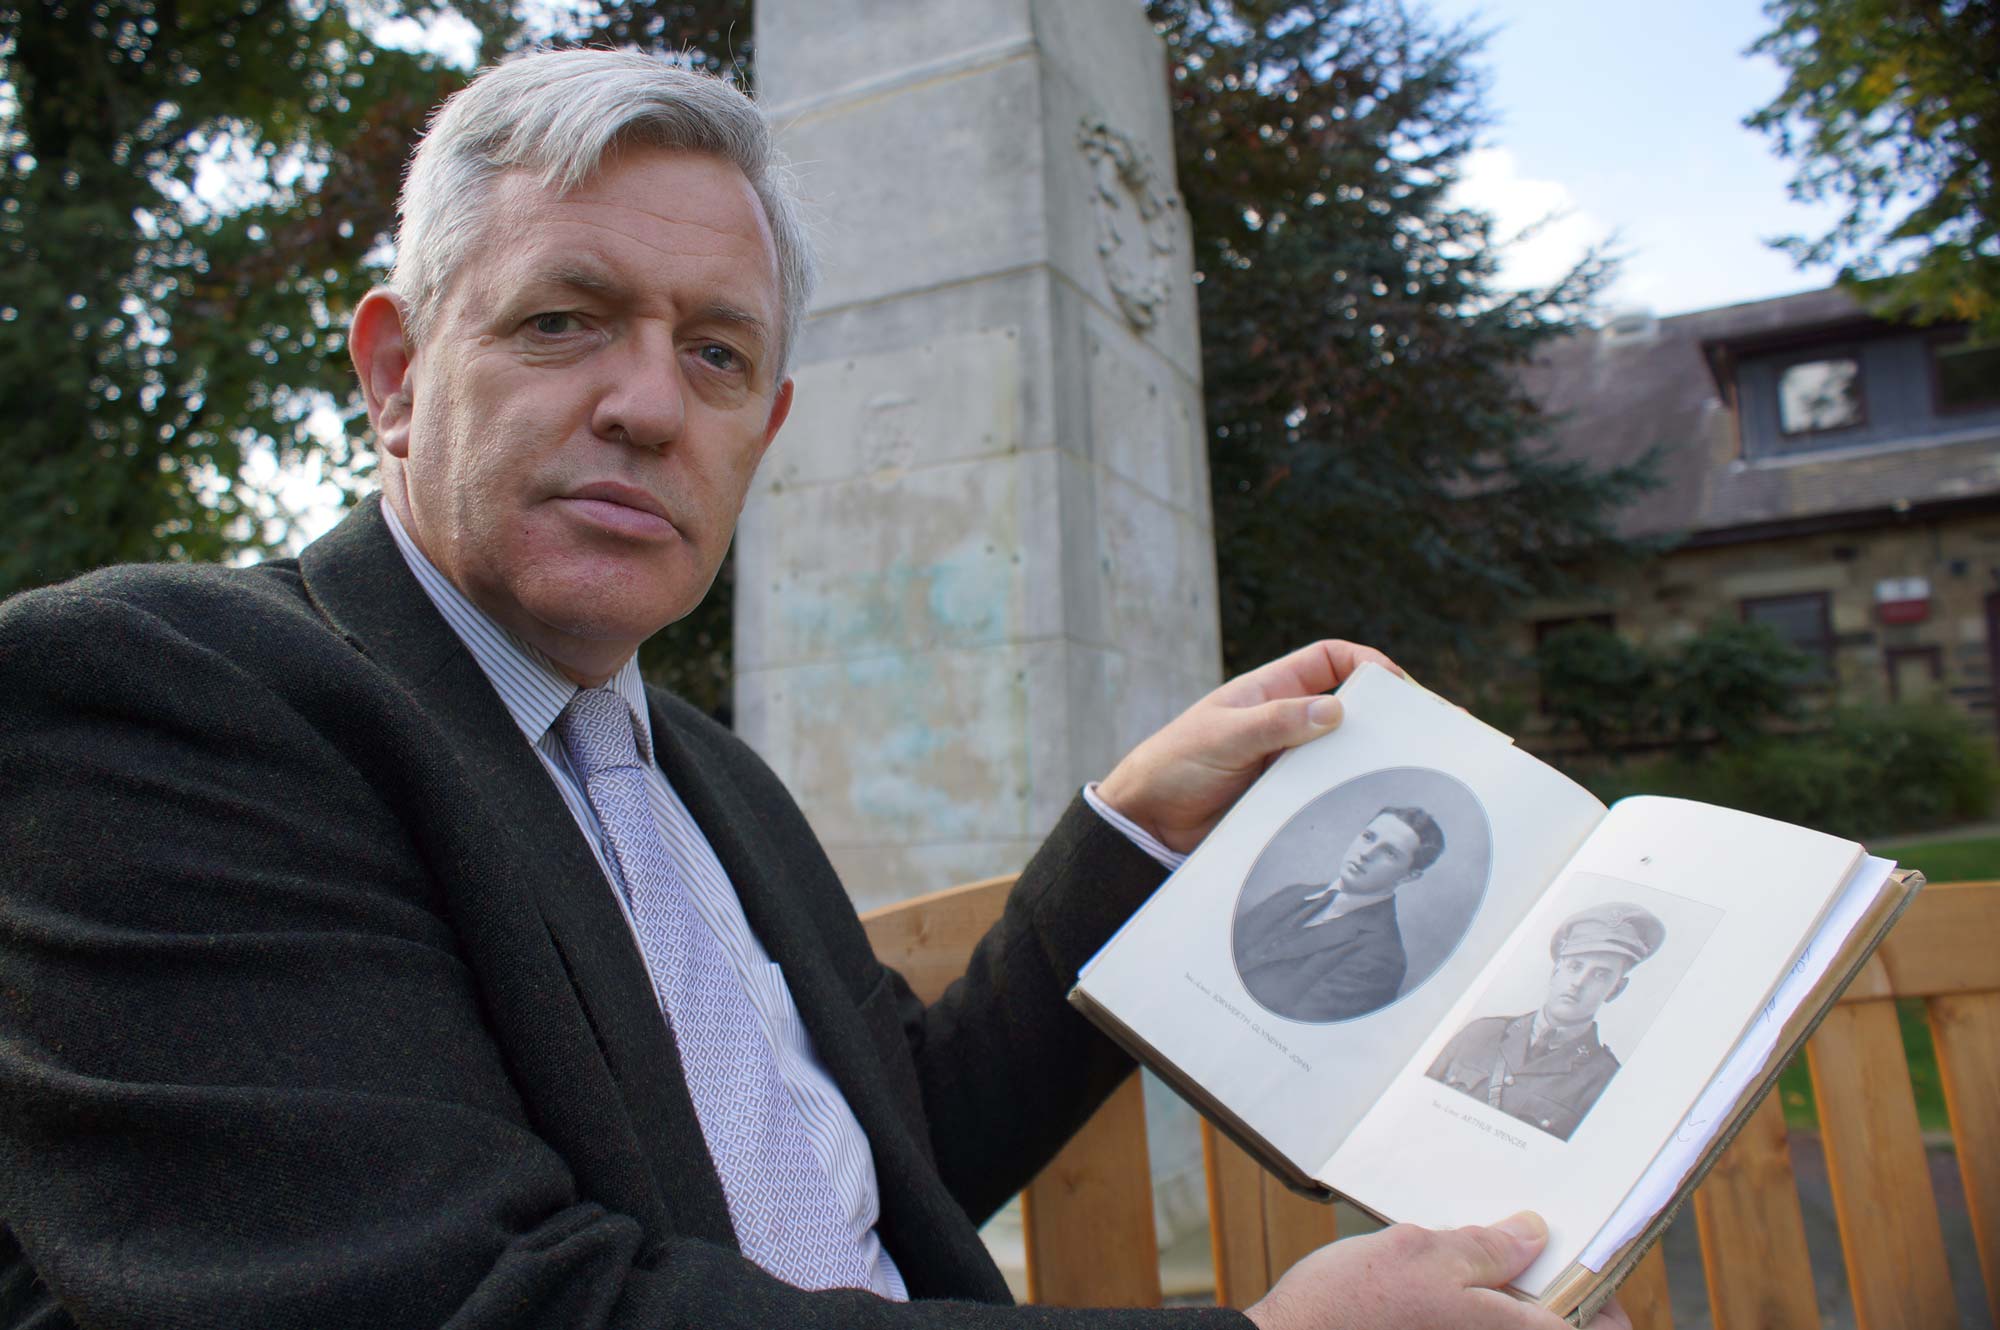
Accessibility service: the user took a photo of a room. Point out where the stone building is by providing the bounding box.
[1517,286,2000,746]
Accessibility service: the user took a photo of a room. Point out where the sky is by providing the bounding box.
[1428,0,1847,317]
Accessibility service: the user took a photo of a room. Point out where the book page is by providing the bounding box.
[1577,853,1897,1270]
[1072,664,1607,1172]
[1322,797,1861,1298]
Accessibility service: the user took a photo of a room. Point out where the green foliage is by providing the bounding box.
[1870,832,2000,884]
[1747,0,2000,336]
[1656,619,1810,751]
[1537,623,1654,756]
[0,0,449,587]
[1145,0,1655,683]
[1576,703,1998,842]
[1536,619,1809,758]
[0,0,749,713]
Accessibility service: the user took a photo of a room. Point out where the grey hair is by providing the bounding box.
[390,47,817,373]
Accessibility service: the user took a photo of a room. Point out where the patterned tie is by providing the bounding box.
[554,687,874,1292]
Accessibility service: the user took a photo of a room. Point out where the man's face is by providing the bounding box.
[1337,813,1423,896]
[372,147,791,679]
[1543,951,1632,1027]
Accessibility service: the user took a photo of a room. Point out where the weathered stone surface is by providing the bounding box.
[758,0,1032,113]
[746,0,1226,1255]
[745,0,1220,909]
[773,56,1047,315]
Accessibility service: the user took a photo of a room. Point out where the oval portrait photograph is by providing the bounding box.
[1230,766,1493,1024]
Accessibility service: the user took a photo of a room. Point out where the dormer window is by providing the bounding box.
[1932,337,2000,413]
[1777,356,1865,434]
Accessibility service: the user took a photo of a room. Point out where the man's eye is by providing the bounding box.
[528,312,577,336]
[696,343,743,372]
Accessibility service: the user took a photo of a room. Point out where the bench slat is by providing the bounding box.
[1022,1075,1161,1307]
[1691,1094,1818,1329]
[1623,1244,1674,1330]
[859,875,1015,1005]
[1928,990,2000,1327]
[1261,1169,1338,1288]
[1807,1000,1958,1330]
[1871,879,2000,999]
[1203,1125,1275,1306]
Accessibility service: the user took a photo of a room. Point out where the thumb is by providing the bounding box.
[1223,694,1343,767]
[1451,1211,1548,1289]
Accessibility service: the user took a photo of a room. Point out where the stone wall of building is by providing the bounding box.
[1519,509,2000,746]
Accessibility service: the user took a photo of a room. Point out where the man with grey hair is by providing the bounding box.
[0,48,1623,1330]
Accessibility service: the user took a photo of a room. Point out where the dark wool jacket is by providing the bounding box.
[0,498,1248,1330]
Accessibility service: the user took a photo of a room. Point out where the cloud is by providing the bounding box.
[1452,147,1618,298]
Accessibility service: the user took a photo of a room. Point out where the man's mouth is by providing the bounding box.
[560,482,676,539]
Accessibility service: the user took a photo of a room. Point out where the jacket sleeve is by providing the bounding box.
[0,585,1247,1330]
[890,796,1176,1226]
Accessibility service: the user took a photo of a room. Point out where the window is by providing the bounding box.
[1777,357,1865,434]
[1741,592,1835,680]
[1932,338,2000,413]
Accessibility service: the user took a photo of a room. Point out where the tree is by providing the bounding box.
[1747,0,2000,337]
[1144,0,1654,684]
[0,1,459,591]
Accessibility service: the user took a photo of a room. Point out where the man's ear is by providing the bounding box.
[349,289,417,459]
[1606,976,1631,1004]
[760,375,795,455]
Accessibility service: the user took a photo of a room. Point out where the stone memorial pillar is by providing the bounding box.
[738,0,1222,922]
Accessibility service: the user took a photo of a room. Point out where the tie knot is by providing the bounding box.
[554,687,643,782]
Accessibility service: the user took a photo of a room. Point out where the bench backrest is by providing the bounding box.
[861,878,2000,1328]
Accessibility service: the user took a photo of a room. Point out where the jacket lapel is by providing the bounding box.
[296,498,735,1248]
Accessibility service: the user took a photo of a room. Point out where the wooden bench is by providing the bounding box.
[861,876,2000,1328]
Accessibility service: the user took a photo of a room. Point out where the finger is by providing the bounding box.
[1449,1211,1548,1289]
[1214,640,1402,708]
[1463,1286,1578,1329]
[1201,694,1345,770]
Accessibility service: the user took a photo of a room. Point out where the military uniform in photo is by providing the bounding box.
[1426,903,1665,1143]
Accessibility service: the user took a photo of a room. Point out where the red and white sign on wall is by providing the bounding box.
[1876,576,1932,625]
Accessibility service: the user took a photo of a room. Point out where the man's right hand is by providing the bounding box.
[1244,1212,1633,1330]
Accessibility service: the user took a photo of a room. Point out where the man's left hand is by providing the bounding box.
[1095,639,1401,855]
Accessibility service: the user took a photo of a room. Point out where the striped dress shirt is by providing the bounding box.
[381,504,908,1298]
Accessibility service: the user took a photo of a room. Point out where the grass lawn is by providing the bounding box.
[1776,831,1997,1134]
[1870,833,2000,884]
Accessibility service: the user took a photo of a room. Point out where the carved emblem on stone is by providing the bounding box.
[1077,119,1181,331]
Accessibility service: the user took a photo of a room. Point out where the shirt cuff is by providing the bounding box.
[1082,782,1187,872]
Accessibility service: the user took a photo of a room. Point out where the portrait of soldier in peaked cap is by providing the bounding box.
[1426,902,1667,1142]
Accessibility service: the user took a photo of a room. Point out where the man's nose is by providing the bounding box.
[592,335,686,449]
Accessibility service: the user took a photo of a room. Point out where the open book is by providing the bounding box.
[1069,664,1922,1323]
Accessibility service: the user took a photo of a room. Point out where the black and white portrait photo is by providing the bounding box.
[1426,875,1723,1142]
[1231,767,1492,1024]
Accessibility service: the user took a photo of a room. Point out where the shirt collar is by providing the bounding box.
[381,498,655,763]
